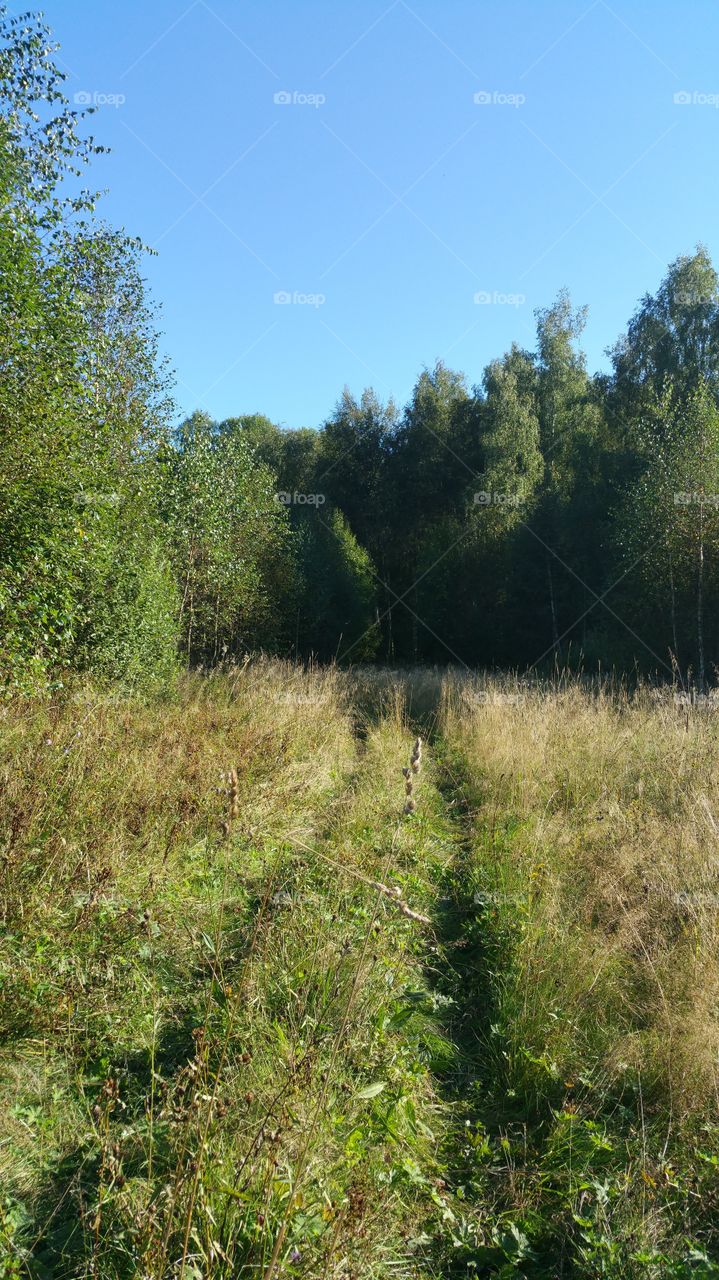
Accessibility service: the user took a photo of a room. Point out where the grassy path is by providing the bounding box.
[420,712,719,1280]
[3,670,719,1278]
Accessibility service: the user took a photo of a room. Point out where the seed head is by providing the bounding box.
[228,767,239,819]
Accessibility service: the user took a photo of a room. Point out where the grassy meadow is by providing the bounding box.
[2,663,719,1279]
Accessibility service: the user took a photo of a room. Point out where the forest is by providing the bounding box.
[4,10,719,695]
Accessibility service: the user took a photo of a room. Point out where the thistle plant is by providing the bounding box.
[220,766,240,836]
[228,767,239,819]
[402,737,424,813]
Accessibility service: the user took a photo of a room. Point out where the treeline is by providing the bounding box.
[3,10,719,692]
[259,257,719,683]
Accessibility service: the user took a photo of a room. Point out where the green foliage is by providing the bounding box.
[480,351,543,521]
[617,380,719,682]
[163,412,295,664]
[294,506,380,662]
[74,524,180,690]
[0,9,177,693]
[611,246,719,416]
[317,387,397,554]
[0,12,295,690]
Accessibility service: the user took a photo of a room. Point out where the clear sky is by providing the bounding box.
[20,0,719,428]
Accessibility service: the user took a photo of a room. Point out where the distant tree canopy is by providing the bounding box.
[3,9,719,691]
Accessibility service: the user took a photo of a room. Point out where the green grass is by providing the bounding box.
[0,666,457,1278]
[2,664,719,1278]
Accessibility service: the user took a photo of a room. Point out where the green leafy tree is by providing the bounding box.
[383,362,470,660]
[522,292,606,662]
[618,381,719,687]
[317,387,396,553]
[163,413,295,664]
[0,7,178,691]
[611,248,719,423]
[293,507,379,662]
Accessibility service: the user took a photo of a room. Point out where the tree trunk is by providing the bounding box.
[668,545,679,668]
[384,569,393,661]
[547,555,560,659]
[697,504,705,692]
[186,592,194,669]
[213,592,221,664]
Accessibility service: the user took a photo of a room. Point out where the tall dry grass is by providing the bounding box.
[0,661,453,1279]
[0,659,353,920]
[440,673,719,1120]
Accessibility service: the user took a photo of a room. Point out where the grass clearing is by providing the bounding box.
[2,664,719,1277]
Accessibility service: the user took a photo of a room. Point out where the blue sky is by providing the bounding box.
[23,0,719,428]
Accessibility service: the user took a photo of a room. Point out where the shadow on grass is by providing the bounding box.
[10,1005,205,1279]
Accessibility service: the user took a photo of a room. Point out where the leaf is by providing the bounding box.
[388,1006,415,1029]
[356,1080,387,1099]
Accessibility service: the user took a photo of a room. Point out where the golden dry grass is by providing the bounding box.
[441,674,719,1119]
